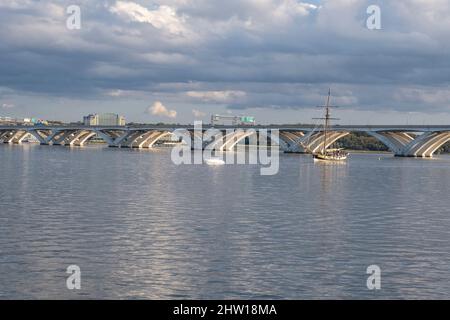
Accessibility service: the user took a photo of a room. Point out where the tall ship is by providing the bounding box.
[312,89,348,162]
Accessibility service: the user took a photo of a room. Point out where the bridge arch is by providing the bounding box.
[408,132,450,157]
[421,133,450,157]
[1,130,31,144]
[27,130,50,144]
[66,130,96,146]
[204,130,237,151]
[365,132,409,155]
[139,131,173,148]
[301,131,350,153]
[205,129,284,151]
[73,131,97,146]
[220,129,257,151]
[15,132,32,144]
[364,131,450,157]
[279,131,306,152]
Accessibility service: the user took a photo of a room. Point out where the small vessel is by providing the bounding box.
[205,157,225,165]
[313,148,348,162]
[312,89,349,162]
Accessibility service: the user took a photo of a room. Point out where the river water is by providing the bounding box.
[1,144,450,299]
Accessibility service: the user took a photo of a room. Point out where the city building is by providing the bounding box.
[0,116,15,124]
[83,114,97,126]
[0,117,49,125]
[83,113,126,126]
[211,114,256,126]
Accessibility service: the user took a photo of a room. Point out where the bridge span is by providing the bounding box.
[1,124,450,158]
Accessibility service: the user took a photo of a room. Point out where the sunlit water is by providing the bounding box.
[1,144,450,299]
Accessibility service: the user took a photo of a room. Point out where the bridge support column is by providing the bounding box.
[119,131,147,148]
[94,130,134,147]
[65,130,97,146]
[366,131,450,158]
[75,131,97,146]
[299,131,349,154]
[128,131,159,148]
[140,131,172,148]
[279,131,306,153]
[3,130,30,144]
[366,131,414,156]
[0,130,14,142]
[27,129,51,144]
[220,129,256,151]
[404,132,450,157]
[203,129,287,152]
[51,130,78,145]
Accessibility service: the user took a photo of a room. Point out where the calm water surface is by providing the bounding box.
[1,144,450,299]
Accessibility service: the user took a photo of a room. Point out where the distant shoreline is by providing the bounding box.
[347,150,391,154]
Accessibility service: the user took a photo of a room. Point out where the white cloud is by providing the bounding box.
[110,1,187,35]
[138,52,195,64]
[186,90,246,103]
[394,87,450,107]
[108,90,126,97]
[192,109,206,117]
[105,89,143,97]
[274,1,319,19]
[0,0,33,10]
[1,103,15,109]
[148,101,177,118]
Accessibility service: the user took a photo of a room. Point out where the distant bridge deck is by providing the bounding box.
[2,124,450,132]
[2,124,450,157]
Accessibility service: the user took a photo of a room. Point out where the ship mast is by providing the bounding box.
[323,89,331,154]
[314,88,339,155]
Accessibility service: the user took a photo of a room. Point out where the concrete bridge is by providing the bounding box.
[1,124,450,158]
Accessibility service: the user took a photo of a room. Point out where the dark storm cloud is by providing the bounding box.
[0,0,449,112]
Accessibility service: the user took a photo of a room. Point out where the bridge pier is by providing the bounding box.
[94,129,173,149]
[203,129,281,152]
[74,131,97,146]
[2,130,31,144]
[366,131,450,158]
[279,131,306,153]
[140,131,172,148]
[404,132,450,157]
[118,130,149,148]
[27,129,51,144]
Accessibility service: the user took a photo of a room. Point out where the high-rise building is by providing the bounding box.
[83,113,126,126]
[83,114,98,126]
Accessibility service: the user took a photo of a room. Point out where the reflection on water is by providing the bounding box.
[1,144,450,299]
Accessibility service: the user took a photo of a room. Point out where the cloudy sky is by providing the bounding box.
[0,0,449,124]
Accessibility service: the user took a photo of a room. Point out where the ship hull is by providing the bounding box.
[313,153,348,162]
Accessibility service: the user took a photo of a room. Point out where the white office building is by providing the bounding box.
[83,113,126,126]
